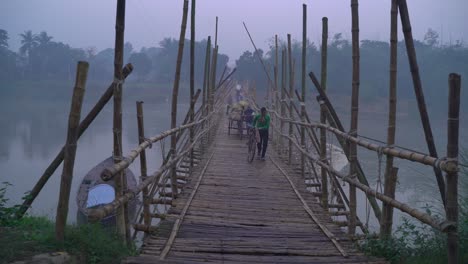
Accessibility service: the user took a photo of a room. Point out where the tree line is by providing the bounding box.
[1,28,467,113]
[0,29,228,84]
[234,29,468,114]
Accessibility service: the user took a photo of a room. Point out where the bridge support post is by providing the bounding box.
[348,0,360,236]
[446,73,461,264]
[380,0,398,239]
[300,4,307,180]
[112,0,130,245]
[170,0,190,198]
[319,17,329,210]
[280,49,286,157]
[55,61,89,242]
[287,34,294,165]
[201,36,211,154]
[136,102,151,232]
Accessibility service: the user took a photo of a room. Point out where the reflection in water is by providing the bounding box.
[0,96,189,223]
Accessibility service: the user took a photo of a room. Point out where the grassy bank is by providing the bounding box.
[359,200,468,263]
[0,183,135,264]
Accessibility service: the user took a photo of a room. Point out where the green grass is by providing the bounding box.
[359,201,468,264]
[0,183,136,264]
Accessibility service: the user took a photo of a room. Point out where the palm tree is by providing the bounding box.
[19,30,38,73]
[19,30,38,56]
[0,29,8,48]
[35,31,53,46]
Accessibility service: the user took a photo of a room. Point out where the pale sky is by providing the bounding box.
[2,0,467,62]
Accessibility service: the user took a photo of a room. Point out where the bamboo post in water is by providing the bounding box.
[446,73,461,264]
[55,61,89,241]
[189,0,196,173]
[320,17,329,209]
[300,4,307,180]
[348,0,360,236]
[112,0,129,243]
[170,0,189,197]
[136,101,151,231]
[398,0,446,206]
[16,63,133,219]
[380,0,398,238]
[287,34,293,165]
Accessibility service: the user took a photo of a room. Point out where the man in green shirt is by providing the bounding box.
[253,107,270,161]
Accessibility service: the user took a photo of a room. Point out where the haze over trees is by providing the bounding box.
[234,28,468,115]
[0,28,466,113]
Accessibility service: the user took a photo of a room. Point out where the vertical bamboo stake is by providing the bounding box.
[348,0,360,236]
[301,4,307,180]
[320,17,329,209]
[446,73,461,264]
[280,49,286,154]
[170,0,189,197]
[112,0,129,244]
[215,16,218,47]
[380,0,398,238]
[398,0,446,206]
[287,34,293,165]
[274,35,279,147]
[210,46,218,113]
[189,0,196,173]
[203,37,212,117]
[201,36,211,151]
[136,101,151,231]
[55,61,89,241]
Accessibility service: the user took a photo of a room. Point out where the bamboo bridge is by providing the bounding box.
[16,0,463,263]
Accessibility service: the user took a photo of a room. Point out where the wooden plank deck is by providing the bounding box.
[124,122,387,263]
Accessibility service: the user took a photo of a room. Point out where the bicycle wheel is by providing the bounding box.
[247,136,256,163]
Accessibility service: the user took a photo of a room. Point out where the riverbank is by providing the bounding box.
[0,183,135,264]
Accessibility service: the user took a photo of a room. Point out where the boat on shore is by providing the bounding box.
[76,157,140,225]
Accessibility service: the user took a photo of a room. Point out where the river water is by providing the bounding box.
[1,86,466,232]
[0,83,189,223]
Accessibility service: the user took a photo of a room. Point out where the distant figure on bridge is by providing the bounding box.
[253,107,270,161]
[243,106,255,128]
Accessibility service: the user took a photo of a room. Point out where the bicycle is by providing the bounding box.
[246,124,257,163]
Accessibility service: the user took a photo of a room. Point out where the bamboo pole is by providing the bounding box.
[301,4,307,180]
[170,0,189,197]
[112,0,128,243]
[136,101,151,231]
[202,36,211,119]
[214,16,218,47]
[446,73,461,264]
[271,112,457,172]
[274,35,279,147]
[15,64,133,219]
[210,46,218,112]
[55,61,89,241]
[287,34,293,164]
[189,0,196,174]
[348,0,360,236]
[320,17,329,209]
[398,0,446,206]
[380,0,398,238]
[280,49,286,154]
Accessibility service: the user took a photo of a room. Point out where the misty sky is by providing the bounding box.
[2,0,467,63]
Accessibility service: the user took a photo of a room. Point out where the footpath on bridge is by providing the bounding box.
[124,123,387,263]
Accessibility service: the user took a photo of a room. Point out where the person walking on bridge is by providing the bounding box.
[253,107,270,161]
